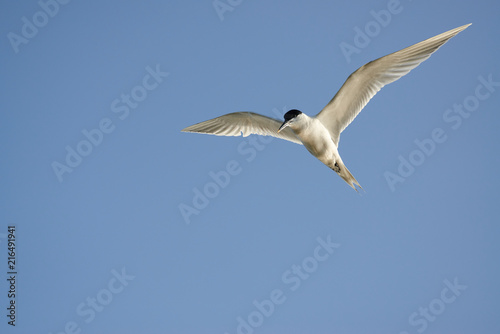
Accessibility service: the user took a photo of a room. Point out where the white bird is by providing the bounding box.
[182,24,470,191]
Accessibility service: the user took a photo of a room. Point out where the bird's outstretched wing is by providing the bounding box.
[316,23,471,146]
[181,112,303,145]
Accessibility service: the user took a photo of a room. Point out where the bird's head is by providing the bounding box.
[277,109,303,133]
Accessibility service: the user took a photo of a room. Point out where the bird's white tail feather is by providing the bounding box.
[338,163,364,192]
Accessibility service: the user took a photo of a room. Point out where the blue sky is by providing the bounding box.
[1,1,499,333]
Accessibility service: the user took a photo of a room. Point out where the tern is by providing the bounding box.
[182,24,470,191]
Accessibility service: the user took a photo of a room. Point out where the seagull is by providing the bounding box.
[182,24,470,191]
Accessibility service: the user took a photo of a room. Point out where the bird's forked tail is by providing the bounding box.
[336,162,364,192]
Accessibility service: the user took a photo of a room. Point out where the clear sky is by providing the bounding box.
[1,1,499,333]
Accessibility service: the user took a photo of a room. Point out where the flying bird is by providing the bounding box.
[182,24,470,191]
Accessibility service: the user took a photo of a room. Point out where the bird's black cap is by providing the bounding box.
[283,109,302,121]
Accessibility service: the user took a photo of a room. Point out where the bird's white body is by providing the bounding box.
[279,112,362,190]
[289,114,339,169]
[182,24,471,191]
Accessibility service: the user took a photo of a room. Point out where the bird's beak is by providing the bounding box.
[277,120,290,133]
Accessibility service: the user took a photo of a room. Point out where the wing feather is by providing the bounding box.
[316,24,471,146]
[181,112,303,145]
